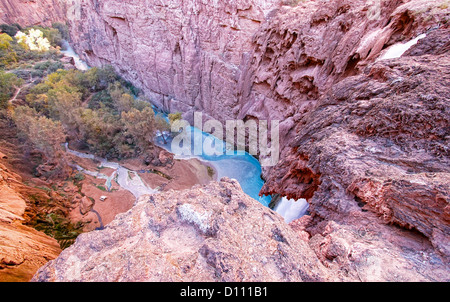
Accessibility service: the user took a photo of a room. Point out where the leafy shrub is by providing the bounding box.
[89,90,114,111]
[34,60,64,73]
[52,22,70,41]
[0,71,23,108]
[12,106,67,164]
[121,107,157,152]
[15,29,51,51]
[0,33,18,67]
[0,23,22,37]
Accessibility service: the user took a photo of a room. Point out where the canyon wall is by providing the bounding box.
[64,0,449,279]
[0,0,66,27]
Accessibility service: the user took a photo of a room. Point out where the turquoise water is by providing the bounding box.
[156,125,273,207]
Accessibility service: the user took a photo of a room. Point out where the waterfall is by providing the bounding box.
[274,197,309,224]
[378,33,426,61]
[60,40,90,71]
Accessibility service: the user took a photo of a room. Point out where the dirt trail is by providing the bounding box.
[8,74,34,105]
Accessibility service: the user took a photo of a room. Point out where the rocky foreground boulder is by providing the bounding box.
[261,26,450,279]
[32,178,332,282]
[32,177,449,282]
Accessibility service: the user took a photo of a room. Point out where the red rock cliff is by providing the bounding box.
[0,160,61,282]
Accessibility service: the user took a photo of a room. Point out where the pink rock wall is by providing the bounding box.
[0,0,66,26]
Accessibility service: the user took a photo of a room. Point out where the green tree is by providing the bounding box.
[96,65,119,90]
[80,67,100,91]
[132,98,152,111]
[168,112,182,125]
[0,33,13,49]
[40,27,63,47]
[89,90,114,111]
[27,93,49,116]
[0,23,22,37]
[115,92,134,114]
[47,89,83,133]
[26,81,52,114]
[121,107,156,152]
[12,106,69,177]
[168,112,183,137]
[78,108,123,157]
[109,81,133,114]
[52,23,69,41]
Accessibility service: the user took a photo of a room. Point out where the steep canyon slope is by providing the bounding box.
[0,150,61,282]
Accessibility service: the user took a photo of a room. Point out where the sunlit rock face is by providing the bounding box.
[0,162,61,282]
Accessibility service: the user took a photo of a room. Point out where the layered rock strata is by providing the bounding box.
[0,161,61,282]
